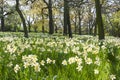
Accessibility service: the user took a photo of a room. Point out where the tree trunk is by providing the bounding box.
[93,20,97,36]
[1,5,5,31]
[42,17,44,33]
[95,0,105,40]
[55,24,58,33]
[28,21,31,32]
[78,11,82,35]
[16,0,28,38]
[66,1,72,38]
[63,0,68,35]
[42,9,45,33]
[67,9,72,38]
[1,15,5,31]
[48,0,54,34]
[74,14,77,34]
[94,24,97,36]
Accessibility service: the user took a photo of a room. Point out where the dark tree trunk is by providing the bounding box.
[74,14,77,34]
[55,24,58,33]
[78,11,81,35]
[66,1,72,38]
[16,0,28,38]
[95,0,105,40]
[41,9,45,33]
[42,18,44,33]
[67,8,72,38]
[1,6,5,31]
[63,0,68,35]
[48,0,54,34]
[1,16,5,31]
[28,21,31,32]
[94,20,97,36]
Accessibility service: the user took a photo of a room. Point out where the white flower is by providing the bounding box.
[76,65,83,71]
[68,57,76,64]
[94,69,99,74]
[86,47,92,52]
[22,55,38,68]
[94,57,100,66]
[76,58,82,65]
[23,62,30,68]
[46,58,52,64]
[34,63,41,72]
[64,48,68,54]
[62,60,67,65]
[85,58,93,65]
[76,51,82,55]
[110,74,116,80]
[40,60,45,66]
[52,60,56,64]
[14,64,20,73]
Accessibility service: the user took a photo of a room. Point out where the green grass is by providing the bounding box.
[0,32,120,80]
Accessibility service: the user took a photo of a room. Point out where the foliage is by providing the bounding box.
[111,11,120,37]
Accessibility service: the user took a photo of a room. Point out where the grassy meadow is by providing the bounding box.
[0,32,120,80]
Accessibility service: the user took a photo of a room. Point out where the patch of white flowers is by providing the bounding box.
[85,58,93,65]
[14,64,20,73]
[62,60,67,66]
[22,55,38,68]
[0,33,119,79]
[110,74,116,80]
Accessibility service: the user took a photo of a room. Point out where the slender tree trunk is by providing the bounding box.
[67,9,72,38]
[48,0,54,34]
[42,9,45,33]
[63,0,68,35]
[78,11,82,35]
[42,25,45,33]
[1,2,5,32]
[94,24,97,36]
[66,2,72,38]
[42,21,45,33]
[63,0,72,38]
[16,0,28,38]
[74,14,77,34]
[92,20,97,36]
[1,15,5,31]
[28,21,31,32]
[42,15,44,33]
[55,24,58,33]
[95,0,105,40]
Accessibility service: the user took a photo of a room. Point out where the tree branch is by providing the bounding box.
[3,11,14,16]
[43,0,48,6]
